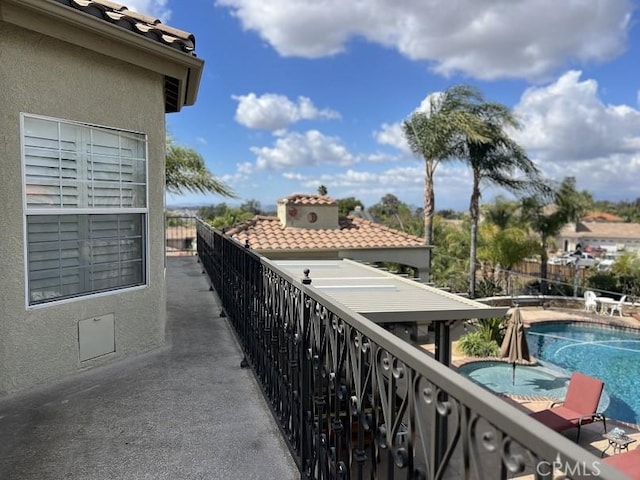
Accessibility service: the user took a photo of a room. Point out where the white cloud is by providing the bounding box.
[237,162,255,175]
[251,130,357,169]
[233,93,340,130]
[373,91,449,154]
[123,0,171,22]
[215,0,631,80]
[509,70,640,202]
[374,122,409,152]
[514,70,640,162]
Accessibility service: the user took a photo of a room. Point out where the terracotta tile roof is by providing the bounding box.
[277,194,336,206]
[560,221,640,239]
[53,0,197,54]
[583,211,624,222]
[227,216,425,251]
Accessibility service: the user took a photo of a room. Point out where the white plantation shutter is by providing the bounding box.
[27,215,82,302]
[23,114,148,306]
[23,118,79,208]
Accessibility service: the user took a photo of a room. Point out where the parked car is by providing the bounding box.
[596,253,622,272]
[564,253,597,267]
[597,259,614,271]
[548,253,576,265]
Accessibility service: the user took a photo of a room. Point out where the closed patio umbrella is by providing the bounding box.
[499,307,531,385]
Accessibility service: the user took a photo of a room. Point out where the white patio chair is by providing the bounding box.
[583,290,597,313]
[608,295,627,317]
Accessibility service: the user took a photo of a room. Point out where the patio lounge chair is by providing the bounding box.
[603,447,640,479]
[584,290,597,313]
[529,371,606,443]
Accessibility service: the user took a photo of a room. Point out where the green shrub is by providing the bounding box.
[458,330,500,357]
[477,317,506,345]
[475,278,502,298]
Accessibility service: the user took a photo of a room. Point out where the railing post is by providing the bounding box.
[300,269,311,479]
[433,321,451,470]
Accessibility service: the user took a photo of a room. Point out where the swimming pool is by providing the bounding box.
[457,321,640,424]
[526,321,640,424]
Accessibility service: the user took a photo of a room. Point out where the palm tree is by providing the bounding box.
[520,197,567,294]
[464,102,549,298]
[521,177,592,294]
[478,226,539,295]
[554,176,593,226]
[402,85,491,279]
[166,136,236,197]
[483,196,520,231]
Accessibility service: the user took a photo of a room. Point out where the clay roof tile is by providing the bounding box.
[54,0,197,55]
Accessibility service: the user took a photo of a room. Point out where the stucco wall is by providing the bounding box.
[0,23,167,395]
[277,203,340,229]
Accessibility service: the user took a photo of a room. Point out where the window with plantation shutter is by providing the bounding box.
[22,114,148,306]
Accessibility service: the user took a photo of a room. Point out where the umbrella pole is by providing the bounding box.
[512,362,516,385]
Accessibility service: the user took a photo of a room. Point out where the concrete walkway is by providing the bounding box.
[0,256,298,480]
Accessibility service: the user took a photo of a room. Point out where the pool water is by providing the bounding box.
[458,361,572,399]
[526,322,640,424]
[457,322,640,424]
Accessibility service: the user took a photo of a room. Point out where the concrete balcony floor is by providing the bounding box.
[0,256,298,480]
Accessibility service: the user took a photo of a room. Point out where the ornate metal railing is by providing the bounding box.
[196,219,624,480]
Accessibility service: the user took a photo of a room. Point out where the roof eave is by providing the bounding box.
[1,0,204,112]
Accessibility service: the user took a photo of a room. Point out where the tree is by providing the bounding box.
[317,185,328,196]
[430,215,470,292]
[337,197,364,216]
[369,194,423,236]
[554,177,592,225]
[519,177,587,294]
[519,196,566,295]
[403,85,492,279]
[463,101,549,298]
[483,196,520,231]
[166,136,235,197]
[478,225,538,295]
[240,199,262,215]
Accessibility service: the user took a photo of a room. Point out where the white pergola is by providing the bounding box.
[272,259,508,366]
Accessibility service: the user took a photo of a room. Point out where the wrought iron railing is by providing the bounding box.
[196,219,624,479]
[165,214,197,255]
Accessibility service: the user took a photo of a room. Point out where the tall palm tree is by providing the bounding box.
[166,136,236,197]
[464,103,549,298]
[402,85,491,279]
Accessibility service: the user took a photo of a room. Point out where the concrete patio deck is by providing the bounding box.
[0,256,298,480]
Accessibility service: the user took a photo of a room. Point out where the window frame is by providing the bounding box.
[21,113,150,309]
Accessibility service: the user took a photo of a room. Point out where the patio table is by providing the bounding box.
[596,297,616,315]
[601,431,637,456]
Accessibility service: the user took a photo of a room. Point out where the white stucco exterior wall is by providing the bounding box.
[0,23,167,395]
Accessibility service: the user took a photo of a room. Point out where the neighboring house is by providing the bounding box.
[226,194,431,280]
[0,0,203,395]
[555,219,640,255]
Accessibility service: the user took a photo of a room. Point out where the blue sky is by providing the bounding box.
[130,0,639,212]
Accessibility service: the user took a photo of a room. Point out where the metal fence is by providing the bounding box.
[165,215,197,256]
[196,219,625,479]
